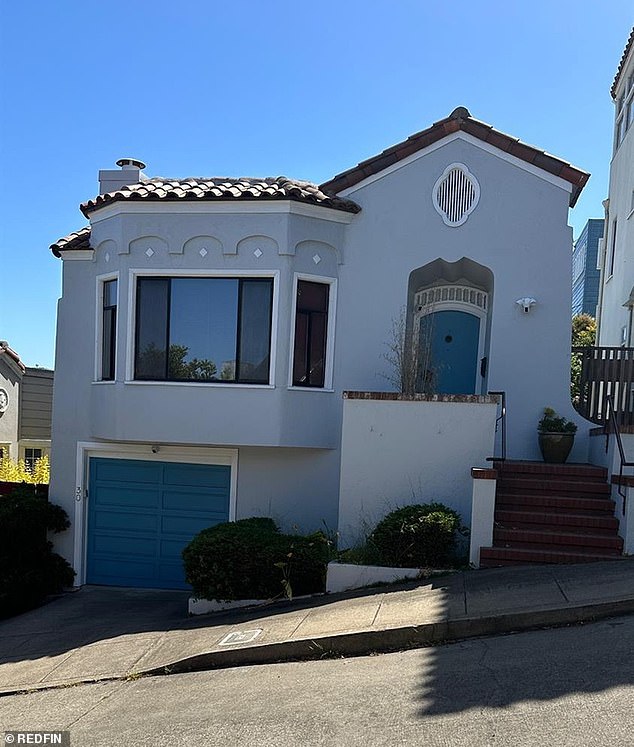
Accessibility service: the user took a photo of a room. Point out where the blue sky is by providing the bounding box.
[1,2,632,368]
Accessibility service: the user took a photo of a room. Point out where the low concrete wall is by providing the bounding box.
[336,394,498,548]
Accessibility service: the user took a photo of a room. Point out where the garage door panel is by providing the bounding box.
[162,488,229,513]
[91,510,159,532]
[163,463,231,489]
[90,558,157,585]
[87,457,231,590]
[93,459,163,485]
[161,513,226,536]
[158,561,190,585]
[91,533,157,557]
[92,485,160,510]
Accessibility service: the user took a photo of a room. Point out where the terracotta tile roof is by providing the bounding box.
[80,176,361,218]
[50,226,91,258]
[0,341,26,373]
[611,26,634,99]
[320,107,589,207]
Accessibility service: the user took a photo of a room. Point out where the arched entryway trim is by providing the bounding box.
[407,258,494,395]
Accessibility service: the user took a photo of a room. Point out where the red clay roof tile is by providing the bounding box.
[611,26,634,99]
[80,176,360,218]
[320,107,589,206]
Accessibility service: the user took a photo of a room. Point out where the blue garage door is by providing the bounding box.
[87,458,231,589]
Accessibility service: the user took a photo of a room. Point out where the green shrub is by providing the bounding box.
[182,517,329,601]
[0,485,75,618]
[369,503,462,568]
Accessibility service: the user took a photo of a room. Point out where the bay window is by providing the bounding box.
[134,277,274,384]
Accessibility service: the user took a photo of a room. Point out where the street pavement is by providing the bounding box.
[1,559,634,696]
[2,614,634,746]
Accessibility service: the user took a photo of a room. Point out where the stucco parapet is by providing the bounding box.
[342,391,499,404]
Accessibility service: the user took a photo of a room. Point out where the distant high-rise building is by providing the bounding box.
[572,218,604,316]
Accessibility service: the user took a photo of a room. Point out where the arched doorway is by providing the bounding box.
[408,259,493,395]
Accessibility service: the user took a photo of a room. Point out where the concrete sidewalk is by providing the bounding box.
[1,559,634,696]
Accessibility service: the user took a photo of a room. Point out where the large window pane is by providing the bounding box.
[135,278,169,379]
[169,279,238,381]
[135,276,273,384]
[238,280,273,383]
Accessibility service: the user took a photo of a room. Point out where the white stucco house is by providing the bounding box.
[49,107,590,589]
[596,26,634,346]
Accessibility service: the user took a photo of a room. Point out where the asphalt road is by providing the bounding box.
[4,615,634,746]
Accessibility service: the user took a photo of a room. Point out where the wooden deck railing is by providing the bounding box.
[573,346,634,426]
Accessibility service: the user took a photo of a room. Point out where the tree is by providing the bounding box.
[382,306,437,395]
[571,314,597,403]
[136,343,217,380]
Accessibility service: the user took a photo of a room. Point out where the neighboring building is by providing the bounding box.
[0,341,53,467]
[572,218,604,317]
[596,27,634,345]
[49,107,588,589]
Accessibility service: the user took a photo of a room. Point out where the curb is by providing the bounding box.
[144,596,634,675]
[3,597,634,697]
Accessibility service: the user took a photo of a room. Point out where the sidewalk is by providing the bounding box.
[1,559,634,696]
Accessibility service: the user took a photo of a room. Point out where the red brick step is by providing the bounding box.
[479,460,622,568]
[479,546,623,567]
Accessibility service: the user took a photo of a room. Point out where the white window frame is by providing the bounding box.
[73,441,239,586]
[125,268,280,388]
[94,272,120,384]
[18,440,50,468]
[287,273,338,392]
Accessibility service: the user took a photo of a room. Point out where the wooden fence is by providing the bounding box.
[573,346,634,426]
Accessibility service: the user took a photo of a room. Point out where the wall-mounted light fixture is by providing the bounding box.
[516,297,537,314]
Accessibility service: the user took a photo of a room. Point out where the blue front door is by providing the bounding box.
[87,458,231,589]
[422,310,481,394]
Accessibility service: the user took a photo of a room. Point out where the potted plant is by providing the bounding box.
[537,407,578,464]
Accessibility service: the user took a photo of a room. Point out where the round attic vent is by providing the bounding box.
[432,163,480,227]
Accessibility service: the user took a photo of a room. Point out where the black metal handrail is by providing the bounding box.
[605,394,634,513]
[487,390,506,462]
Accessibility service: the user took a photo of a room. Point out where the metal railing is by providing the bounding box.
[487,390,506,462]
[605,394,634,513]
[573,346,634,426]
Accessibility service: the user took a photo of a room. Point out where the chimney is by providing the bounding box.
[98,157,147,195]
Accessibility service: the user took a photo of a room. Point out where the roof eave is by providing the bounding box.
[320,112,589,207]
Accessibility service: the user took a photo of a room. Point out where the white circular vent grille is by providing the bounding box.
[432,163,480,226]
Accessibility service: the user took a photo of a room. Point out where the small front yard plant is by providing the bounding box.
[0,484,75,618]
[182,517,329,601]
[367,503,463,568]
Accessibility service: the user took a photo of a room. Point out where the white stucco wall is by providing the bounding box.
[597,49,634,346]
[335,134,585,461]
[336,396,498,548]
